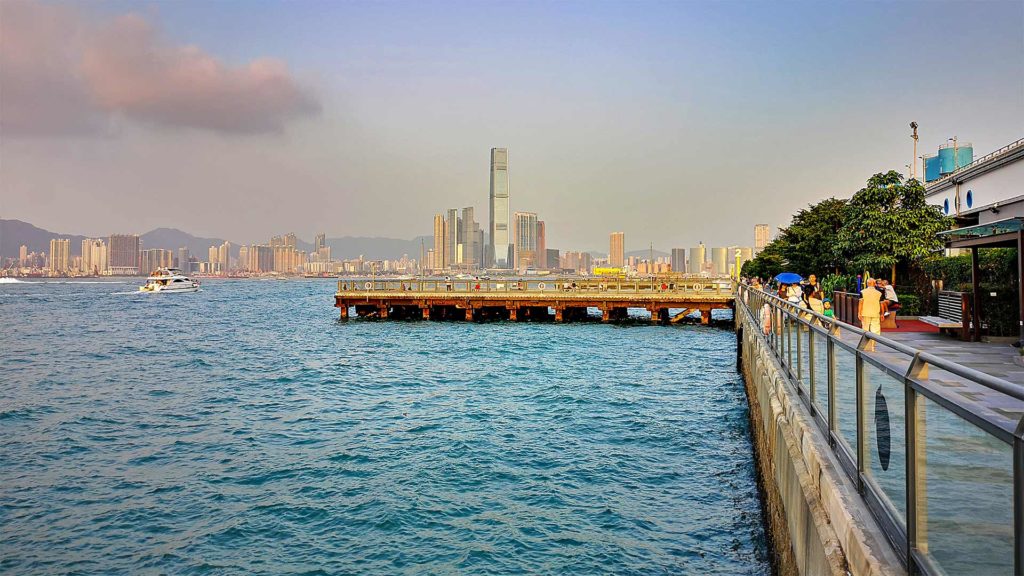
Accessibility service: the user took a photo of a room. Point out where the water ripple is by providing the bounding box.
[0,279,769,574]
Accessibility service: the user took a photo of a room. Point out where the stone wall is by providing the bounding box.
[737,318,905,576]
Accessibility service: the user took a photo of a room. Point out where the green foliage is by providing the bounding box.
[895,294,922,316]
[741,240,787,280]
[820,273,855,299]
[919,249,1019,336]
[777,198,849,274]
[742,197,847,280]
[834,171,952,279]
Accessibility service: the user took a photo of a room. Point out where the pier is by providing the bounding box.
[334,276,735,323]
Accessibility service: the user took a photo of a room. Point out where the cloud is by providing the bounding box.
[0,1,319,136]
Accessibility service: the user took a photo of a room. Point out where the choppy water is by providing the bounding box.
[1,279,770,574]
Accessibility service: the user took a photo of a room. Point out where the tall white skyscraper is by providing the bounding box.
[489,148,510,268]
[754,224,771,254]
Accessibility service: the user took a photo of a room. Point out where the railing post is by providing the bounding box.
[1015,417,1024,576]
[808,324,816,407]
[906,355,930,568]
[795,313,803,386]
[828,322,839,440]
[856,334,870,492]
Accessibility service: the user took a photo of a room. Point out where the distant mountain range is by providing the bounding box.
[0,219,430,261]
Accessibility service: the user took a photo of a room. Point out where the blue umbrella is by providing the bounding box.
[775,272,803,284]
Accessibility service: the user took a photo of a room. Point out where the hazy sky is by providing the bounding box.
[2,0,1022,252]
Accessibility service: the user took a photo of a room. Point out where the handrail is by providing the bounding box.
[746,286,1024,401]
[737,282,1023,575]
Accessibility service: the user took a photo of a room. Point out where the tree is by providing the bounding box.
[835,171,951,282]
[742,238,787,280]
[741,197,847,280]
[777,197,848,275]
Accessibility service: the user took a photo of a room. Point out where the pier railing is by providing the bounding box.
[737,284,1024,575]
[337,276,734,297]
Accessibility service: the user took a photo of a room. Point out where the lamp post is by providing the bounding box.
[910,122,919,180]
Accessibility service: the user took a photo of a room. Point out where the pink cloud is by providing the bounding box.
[0,2,319,136]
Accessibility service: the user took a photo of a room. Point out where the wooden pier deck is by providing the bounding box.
[335,277,735,323]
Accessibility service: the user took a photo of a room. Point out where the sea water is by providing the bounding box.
[1,279,770,574]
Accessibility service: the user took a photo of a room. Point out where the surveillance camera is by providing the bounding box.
[910,121,918,129]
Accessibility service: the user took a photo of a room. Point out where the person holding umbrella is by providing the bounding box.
[775,272,804,304]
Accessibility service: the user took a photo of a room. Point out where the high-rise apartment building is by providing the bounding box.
[218,242,231,272]
[81,238,107,275]
[314,233,326,253]
[19,245,28,266]
[609,232,625,268]
[489,148,511,268]
[178,248,191,272]
[688,243,706,274]
[546,249,560,271]
[513,212,539,271]
[108,234,141,275]
[671,248,686,273]
[48,238,70,274]
[754,224,771,253]
[140,249,173,274]
[208,246,219,272]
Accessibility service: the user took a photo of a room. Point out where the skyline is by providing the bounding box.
[2,0,1022,249]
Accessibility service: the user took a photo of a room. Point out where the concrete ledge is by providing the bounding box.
[739,321,905,576]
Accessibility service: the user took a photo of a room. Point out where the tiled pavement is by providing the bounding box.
[883,332,1024,434]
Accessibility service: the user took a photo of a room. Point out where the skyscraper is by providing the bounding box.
[19,245,27,266]
[432,214,445,271]
[536,221,546,269]
[314,233,326,253]
[754,224,771,253]
[609,232,625,268]
[461,207,478,269]
[447,208,461,269]
[671,248,686,273]
[513,212,538,271]
[108,234,140,275]
[48,238,70,274]
[688,243,706,274]
[489,148,510,268]
[711,247,728,275]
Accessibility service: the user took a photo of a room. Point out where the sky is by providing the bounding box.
[2,0,1022,252]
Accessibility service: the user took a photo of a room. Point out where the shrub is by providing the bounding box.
[895,294,921,316]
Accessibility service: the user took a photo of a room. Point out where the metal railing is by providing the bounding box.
[737,284,1024,575]
[337,276,735,297]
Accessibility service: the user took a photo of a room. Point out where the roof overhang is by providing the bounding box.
[937,217,1024,248]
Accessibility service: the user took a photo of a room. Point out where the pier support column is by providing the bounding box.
[465,307,474,322]
[421,306,430,320]
[555,307,564,322]
[509,307,518,322]
[701,309,711,325]
[378,305,389,319]
[650,306,664,324]
[339,304,349,320]
[602,308,611,323]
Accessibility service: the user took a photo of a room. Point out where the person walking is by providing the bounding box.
[859,278,883,350]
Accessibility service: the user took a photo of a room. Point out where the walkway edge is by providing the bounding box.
[740,324,906,575]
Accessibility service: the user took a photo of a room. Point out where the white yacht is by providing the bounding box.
[139,268,199,293]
